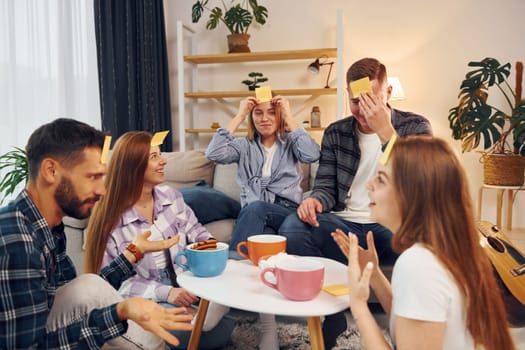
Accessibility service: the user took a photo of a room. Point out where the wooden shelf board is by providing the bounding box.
[184,48,337,64]
[185,128,247,134]
[185,88,336,99]
[185,127,325,134]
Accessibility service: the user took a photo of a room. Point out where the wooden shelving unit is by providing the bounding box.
[184,48,337,64]
[176,14,343,151]
[185,88,336,99]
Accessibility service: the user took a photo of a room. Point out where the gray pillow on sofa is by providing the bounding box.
[179,182,241,224]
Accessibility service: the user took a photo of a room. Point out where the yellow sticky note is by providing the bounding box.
[151,131,169,146]
[379,134,398,165]
[255,86,272,102]
[100,135,112,164]
[349,77,372,97]
[322,284,349,296]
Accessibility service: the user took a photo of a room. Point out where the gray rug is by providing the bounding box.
[221,312,365,350]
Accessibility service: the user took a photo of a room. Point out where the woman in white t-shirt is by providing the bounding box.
[332,136,514,350]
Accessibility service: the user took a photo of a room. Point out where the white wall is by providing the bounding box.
[165,0,525,228]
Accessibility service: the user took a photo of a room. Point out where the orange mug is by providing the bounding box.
[236,234,286,265]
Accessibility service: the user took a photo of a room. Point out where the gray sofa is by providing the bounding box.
[64,149,316,272]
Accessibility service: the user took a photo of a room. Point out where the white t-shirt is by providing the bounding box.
[335,130,381,223]
[390,244,475,349]
[262,143,278,178]
[150,222,168,268]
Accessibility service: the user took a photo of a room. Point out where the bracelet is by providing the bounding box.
[126,243,144,262]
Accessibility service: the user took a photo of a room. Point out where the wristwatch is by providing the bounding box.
[126,243,144,262]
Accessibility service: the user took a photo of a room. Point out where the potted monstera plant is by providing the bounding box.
[191,0,268,53]
[0,147,28,204]
[448,58,525,185]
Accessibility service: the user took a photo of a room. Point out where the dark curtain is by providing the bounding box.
[93,0,173,151]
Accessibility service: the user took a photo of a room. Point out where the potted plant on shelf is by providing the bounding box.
[0,147,28,204]
[242,72,268,90]
[448,57,525,186]
[191,0,268,53]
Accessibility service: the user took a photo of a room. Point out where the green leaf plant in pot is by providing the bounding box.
[0,147,28,205]
[448,58,525,186]
[242,71,268,90]
[191,0,268,53]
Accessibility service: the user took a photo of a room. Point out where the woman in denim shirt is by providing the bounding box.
[205,95,320,349]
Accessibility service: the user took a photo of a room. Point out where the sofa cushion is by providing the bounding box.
[179,183,241,224]
[213,163,241,202]
[163,149,215,189]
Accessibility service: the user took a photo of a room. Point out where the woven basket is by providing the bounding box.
[227,34,251,53]
[482,153,525,186]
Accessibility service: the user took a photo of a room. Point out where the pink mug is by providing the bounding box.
[260,258,325,301]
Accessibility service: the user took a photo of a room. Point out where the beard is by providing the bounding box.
[54,176,100,219]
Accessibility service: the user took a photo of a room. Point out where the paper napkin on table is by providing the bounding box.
[322,284,350,296]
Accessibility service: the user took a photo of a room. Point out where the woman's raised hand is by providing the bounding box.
[272,95,299,130]
[332,229,379,272]
[133,230,180,254]
[237,96,258,120]
[346,233,373,307]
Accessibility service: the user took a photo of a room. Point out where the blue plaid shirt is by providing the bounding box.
[0,190,135,349]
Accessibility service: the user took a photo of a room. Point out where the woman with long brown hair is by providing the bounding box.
[332,135,515,349]
[84,131,234,349]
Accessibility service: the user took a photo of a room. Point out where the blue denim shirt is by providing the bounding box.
[206,127,320,207]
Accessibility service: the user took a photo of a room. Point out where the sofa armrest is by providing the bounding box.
[204,219,235,244]
[63,216,88,230]
[212,163,241,202]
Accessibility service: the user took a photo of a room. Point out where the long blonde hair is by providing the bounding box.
[390,136,514,350]
[83,131,152,273]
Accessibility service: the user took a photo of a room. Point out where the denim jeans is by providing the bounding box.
[278,212,398,265]
[229,199,298,251]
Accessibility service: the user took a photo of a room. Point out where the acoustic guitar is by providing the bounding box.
[477,221,525,305]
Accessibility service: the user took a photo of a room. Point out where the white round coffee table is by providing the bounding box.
[178,257,349,350]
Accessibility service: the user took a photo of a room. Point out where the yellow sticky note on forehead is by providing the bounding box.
[255,86,272,102]
[349,77,372,97]
[379,134,398,165]
[100,135,112,164]
[151,131,169,146]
